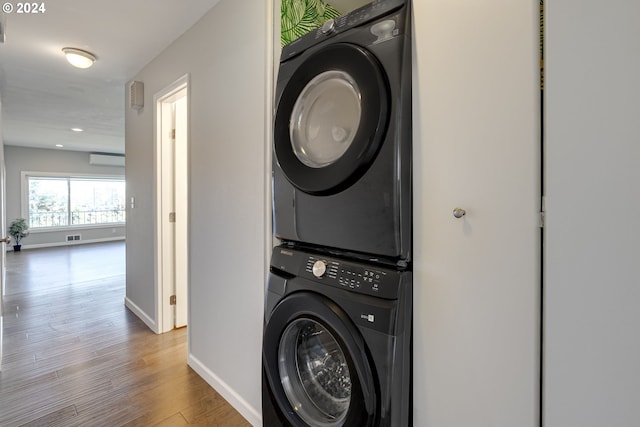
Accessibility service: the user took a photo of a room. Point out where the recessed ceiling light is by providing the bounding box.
[62,47,96,69]
[71,127,84,132]
[56,144,64,148]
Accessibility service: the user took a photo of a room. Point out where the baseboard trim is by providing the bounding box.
[11,236,125,251]
[187,353,261,426]
[124,297,159,334]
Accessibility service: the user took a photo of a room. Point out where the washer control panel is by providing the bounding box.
[271,246,404,300]
[303,254,399,299]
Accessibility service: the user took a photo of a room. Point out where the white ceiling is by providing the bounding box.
[0,0,221,154]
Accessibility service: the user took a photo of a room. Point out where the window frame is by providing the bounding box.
[21,171,126,232]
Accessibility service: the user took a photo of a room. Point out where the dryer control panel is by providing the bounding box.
[271,246,404,300]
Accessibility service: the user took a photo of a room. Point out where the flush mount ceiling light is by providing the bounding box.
[71,127,84,132]
[62,47,96,69]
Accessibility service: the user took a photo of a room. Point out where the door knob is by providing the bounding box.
[1,236,11,244]
[452,208,466,219]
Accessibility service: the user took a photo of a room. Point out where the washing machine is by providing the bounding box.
[272,0,412,266]
[262,246,412,426]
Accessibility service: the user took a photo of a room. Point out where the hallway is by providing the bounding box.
[0,242,250,426]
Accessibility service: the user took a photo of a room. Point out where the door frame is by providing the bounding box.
[154,74,189,334]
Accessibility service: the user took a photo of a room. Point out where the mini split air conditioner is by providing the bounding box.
[89,154,125,167]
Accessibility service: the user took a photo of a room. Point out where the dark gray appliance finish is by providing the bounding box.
[262,246,412,427]
[272,0,412,266]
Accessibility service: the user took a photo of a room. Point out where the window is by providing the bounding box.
[25,174,125,229]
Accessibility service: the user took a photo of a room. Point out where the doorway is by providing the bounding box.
[155,75,189,333]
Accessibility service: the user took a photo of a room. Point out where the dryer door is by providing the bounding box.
[274,43,389,195]
[262,292,377,426]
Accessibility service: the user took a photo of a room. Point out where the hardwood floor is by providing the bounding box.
[0,242,251,427]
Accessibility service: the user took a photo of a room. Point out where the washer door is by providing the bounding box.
[274,43,389,195]
[263,292,377,426]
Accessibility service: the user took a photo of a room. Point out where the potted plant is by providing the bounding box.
[9,218,29,252]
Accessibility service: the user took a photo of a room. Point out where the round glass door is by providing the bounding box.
[278,318,352,427]
[262,292,377,426]
[274,43,389,195]
[290,71,362,169]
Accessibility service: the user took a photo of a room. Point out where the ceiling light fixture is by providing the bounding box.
[62,47,96,69]
[71,127,84,132]
[56,144,64,148]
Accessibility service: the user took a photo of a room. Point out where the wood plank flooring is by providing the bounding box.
[0,242,251,427]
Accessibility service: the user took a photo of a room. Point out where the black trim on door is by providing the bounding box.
[262,291,378,426]
[274,43,389,195]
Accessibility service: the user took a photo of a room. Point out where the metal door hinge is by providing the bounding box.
[539,196,546,228]
[171,129,176,139]
[169,212,176,223]
[170,295,176,305]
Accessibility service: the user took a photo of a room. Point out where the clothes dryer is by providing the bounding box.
[262,246,412,426]
[272,0,412,266]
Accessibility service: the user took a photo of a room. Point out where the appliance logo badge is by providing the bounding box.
[280,249,294,256]
[361,314,375,323]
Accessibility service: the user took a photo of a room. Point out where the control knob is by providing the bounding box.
[312,260,327,278]
[321,19,336,34]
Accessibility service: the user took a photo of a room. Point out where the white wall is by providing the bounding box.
[413,1,540,426]
[124,0,269,424]
[3,145,125,248]
[544,1,640,426]
[1,95,5,361]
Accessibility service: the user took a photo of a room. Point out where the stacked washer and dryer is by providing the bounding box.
[263,1,413,425]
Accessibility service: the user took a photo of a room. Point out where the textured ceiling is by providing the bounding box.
[0,0,221,154]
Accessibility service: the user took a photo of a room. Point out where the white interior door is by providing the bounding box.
[544,1,640,425]
[412,1,541,425]
[156,76,189,333]
[174,95,188,328]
